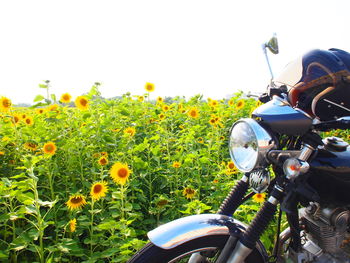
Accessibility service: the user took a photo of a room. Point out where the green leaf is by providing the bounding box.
[50,94,56,102]
[97,220,119,230]
[33,95,45,102]
[38,84,48,89]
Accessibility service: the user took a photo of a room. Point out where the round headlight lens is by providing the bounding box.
[229,119,275,172]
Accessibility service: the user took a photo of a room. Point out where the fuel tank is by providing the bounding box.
[307,138,350,205]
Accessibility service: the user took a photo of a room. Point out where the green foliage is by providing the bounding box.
[2,89,344,262]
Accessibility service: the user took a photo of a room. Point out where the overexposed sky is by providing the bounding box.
[0,0,349,104]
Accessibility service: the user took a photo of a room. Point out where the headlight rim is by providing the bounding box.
[228,118,275,172]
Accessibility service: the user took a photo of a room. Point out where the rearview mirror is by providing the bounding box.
[265,34,279,54]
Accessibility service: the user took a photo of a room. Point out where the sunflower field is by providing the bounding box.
[0,83,348,263]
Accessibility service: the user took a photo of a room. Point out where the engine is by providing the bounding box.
[286,202,350,263]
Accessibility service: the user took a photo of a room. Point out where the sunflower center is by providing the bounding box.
[26,119,31,124]
[93,184,102,194]
[3,100,10,107]
[71,197,83,204]
[45,145,53,151]
[80,99,87,106]
[63,95,69,100]
[118,168,128,178]
[228,163,235,169]
[190,111,196,117]
[186,188,194,194]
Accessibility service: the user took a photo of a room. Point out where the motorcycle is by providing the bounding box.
[128,42,350,262]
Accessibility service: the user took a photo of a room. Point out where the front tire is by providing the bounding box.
[128,234,266,263]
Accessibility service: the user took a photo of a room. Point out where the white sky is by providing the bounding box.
[0,0,349,104]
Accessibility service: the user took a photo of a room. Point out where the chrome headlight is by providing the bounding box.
[228,118,275,172]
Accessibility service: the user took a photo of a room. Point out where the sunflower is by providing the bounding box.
[187,107,199,119]
[0,151,4,156]
[48,104,59,112]
[145,82,155,92]
[43,142,57,155]
[90,181,108,200]
[183,187,196,199]
[60,93,72,103]
[252,193,266,203]
[24,142,38,151]
[69,218,77,232]
[36,108,45,114]
[156,199,169,208]
[98,156,108,166]
[172,161,181,168]
[227,161,235,170]
[158,113,166,120]
[124,127,136,137]
[228,99,234,106]
[236,100,245,110]
[11,114,21,125]
[209,100,218,107]
[0,97,12,112]
[24,116,33,126]
[75,96,89,110]
[197,137,204,144]
[209,118,217,126]
[110,162,131,185]
[138,96,144,102]
[156,96,163,103]
[21,113,27,119]
[66,194,87,210]
[162,105,170,112]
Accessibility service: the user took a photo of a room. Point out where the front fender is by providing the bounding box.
[148,214,247,250]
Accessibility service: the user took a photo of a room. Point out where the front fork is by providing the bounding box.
[226,185,284,263]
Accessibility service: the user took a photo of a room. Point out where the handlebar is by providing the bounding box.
[312,117,350,131]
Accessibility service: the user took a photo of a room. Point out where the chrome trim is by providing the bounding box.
[229,118,276,172]
[299,144,315,161]
[227,241,253,263]
[148,214,245,250]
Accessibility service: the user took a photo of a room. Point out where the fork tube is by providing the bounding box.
[227,185,284,263]
[218,174,249,216]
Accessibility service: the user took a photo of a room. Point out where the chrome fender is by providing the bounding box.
[148,214,247,250]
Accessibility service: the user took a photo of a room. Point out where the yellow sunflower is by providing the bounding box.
[36,108,45,114]
[11,114,21,125]
[0,97,12,112]
[43,142,57,155]
[66,194,87,210]
[145,82,155,92]
[90,181,108,201]
[110,162,131,185]
[182,187,196,199]
[227,161,235,170]
[60,93,72,103]
[24,142,38,151]
[209,100,218,107]
[252,193,266,203]
[197,137,204,144]
[24,116,34,126]
[228,99,234,106]
[187,107,199,119]
[162,105,170,112]
[236,100,245,110]
[138,96,144,102]
[98,156,108,166]
[156,96,163,103]
[69,218,77,232]
[172,161,181,168]
[75,96,89,110]
[0,151,5,156]
[158,113,166,120]
[48,104,59,112]
[124,127,136,137]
